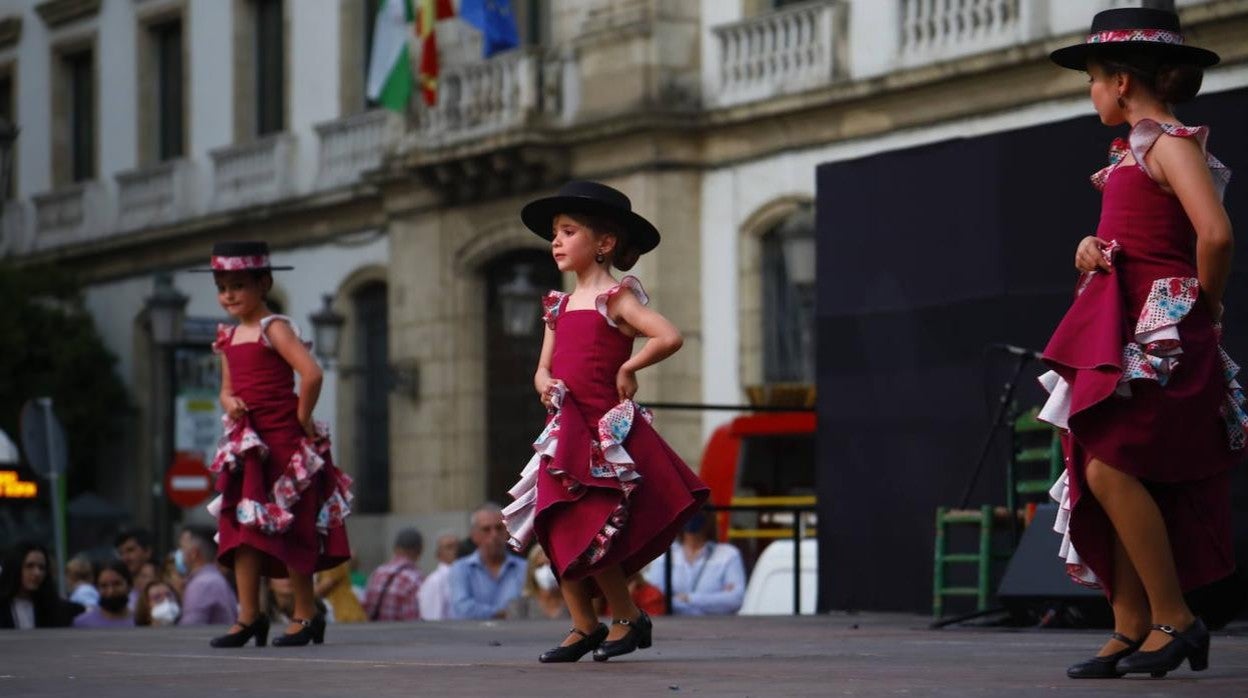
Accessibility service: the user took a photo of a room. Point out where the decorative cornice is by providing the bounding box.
[0,16,21,50]
[35,0,101,29]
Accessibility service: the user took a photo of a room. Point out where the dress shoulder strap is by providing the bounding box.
[541,291,568,329]
[1129,119,1232,198]
[258,314,312,350]
[212,324,236,354]
[594,276,650,329]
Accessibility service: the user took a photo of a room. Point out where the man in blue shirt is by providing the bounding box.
[449,503,526,620]
[645,510,746,615]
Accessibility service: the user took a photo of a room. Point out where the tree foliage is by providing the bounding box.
[0,263,131,494]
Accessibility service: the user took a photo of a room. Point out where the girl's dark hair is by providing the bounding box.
[1091,46,1204,103]
[96,559,134,589]
[565,212,641,272]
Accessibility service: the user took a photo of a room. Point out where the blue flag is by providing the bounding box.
[460,0,520,58]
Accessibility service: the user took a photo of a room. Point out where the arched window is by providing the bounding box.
[484,250,561,501]
[352,281,390,513]
[760,205,815,383]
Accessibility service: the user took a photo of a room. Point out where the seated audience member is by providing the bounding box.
[417,531,461,621]
[65,555,99,608]
[135,580,181,627]
[449,504,525,620]
[508,545,568,620]
[0,542,82,629]
[644,510,746,616]
[176,526,237,626]
[364,528,425,622]
[73,560,136,628]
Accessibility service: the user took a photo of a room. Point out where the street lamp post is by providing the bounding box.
[779,207,817,382]
[145,273,188,555]
[497,264,541,339]
[310,293,419,400]
[0,116,20,221]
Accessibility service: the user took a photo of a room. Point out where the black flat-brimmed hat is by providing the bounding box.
[1050,7,1219,71]
[521,180,661,254]
[190,241,294,272]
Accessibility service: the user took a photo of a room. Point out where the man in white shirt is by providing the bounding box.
[417,531,463,621]
[644,510,746,615]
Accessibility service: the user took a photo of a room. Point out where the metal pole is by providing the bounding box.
[40,399,66,598]
[793,511,802,616]
[152,345,168,556]
[664,542,673,615]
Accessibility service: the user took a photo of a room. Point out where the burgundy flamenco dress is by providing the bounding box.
[503,277,710,582]
[1039,119,1246,596]
[207,315,353,578]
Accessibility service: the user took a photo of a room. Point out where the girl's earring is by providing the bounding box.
[1117,95,1126,109]
[595,252,605,264]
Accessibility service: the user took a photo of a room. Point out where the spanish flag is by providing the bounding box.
[418,0,456,106]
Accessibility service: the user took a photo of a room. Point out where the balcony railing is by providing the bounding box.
[31,181,111,250]
[417,47,551,147]
[0,200,27,256]
[115,159,197,232]
[899,0,1032,67]
[710,1,848,109]
[315,110,402,190]
[210,133,296,211]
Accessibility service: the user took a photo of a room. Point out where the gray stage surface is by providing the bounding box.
[1,614,1246,697]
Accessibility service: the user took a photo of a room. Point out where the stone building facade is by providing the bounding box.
[3,0,1247,570]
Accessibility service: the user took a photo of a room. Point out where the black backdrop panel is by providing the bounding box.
[815,87,1248,612]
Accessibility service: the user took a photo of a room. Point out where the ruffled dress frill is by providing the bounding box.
[207,315,353,578]
[502,277,710,582]
[1038,120,1246,595]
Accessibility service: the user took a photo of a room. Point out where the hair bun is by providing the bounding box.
[614,246,641,272]
[1156,62,1203,103]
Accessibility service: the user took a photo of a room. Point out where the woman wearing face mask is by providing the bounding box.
[1,542,83,629]
[135,580,182,627]
[508,546,569,620]
[72,561,136,628]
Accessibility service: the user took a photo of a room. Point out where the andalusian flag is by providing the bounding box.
[366,0,415,112]
[417,0,456,106]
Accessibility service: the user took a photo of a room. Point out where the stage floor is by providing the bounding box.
[2,613,1246,696]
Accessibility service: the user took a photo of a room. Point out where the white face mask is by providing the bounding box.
[150,599,181,625]
[533,564,558,591]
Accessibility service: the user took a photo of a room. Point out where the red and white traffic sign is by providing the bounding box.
[165,452,213,508]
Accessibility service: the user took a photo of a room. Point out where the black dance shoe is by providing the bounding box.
[592,611,652,662]
[1066,632,1142,679]
[209,615,270,648]
[1117,619,1209,678]
[271,615,327,647]
[538,623,609,663]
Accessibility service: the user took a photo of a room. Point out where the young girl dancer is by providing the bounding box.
[196,241,354,648]
[1041,7,1241,679]
[503,181,709,662]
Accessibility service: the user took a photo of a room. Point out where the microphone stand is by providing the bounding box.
[957,350,1035,510]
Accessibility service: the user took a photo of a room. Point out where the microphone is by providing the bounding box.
[990,343,1043,361]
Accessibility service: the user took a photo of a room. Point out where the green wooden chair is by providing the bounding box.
[931,407,1061,619]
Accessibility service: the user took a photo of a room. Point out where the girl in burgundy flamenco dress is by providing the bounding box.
[503,181,709,663]
[194,242,353,649]
[1041,8,1243,680]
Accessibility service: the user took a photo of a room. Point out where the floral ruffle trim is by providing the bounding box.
[1040,275,1244,450]
[206,417,353,536]
[210,316,312,354]
[501,386,650,572]
[1130,120,1232,200]
[542,291,568,329]
[1048,472,1101,589]
[212,324,236,355]
[594,276,649,329]
[1090,121,1233,199]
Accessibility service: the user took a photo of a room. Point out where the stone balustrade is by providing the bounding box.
[710,1,847,108]
[899,0,1030,67]
[31,181,111,250]
[209,133,296,211]
[417,47,550,147]
[115,159,197,232]
[315,109,402,190]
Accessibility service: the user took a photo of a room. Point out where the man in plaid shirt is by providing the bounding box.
[363,529,425,622]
